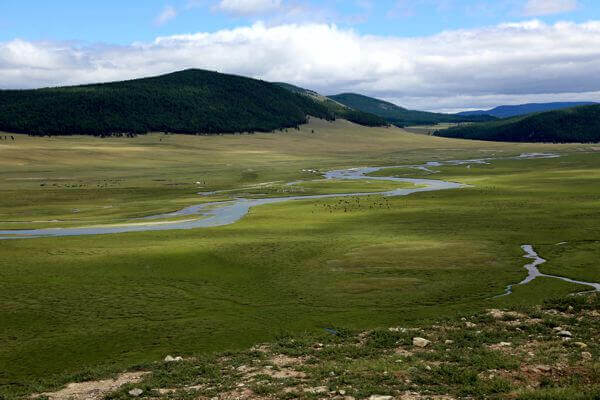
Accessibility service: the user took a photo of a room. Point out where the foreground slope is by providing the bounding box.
[437,104,600,143]
[35,294,600,400]
[458,102,598,118]
[0,69,333,136]
[328,93,495,126]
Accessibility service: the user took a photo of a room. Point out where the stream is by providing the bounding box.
[498,245,600,296]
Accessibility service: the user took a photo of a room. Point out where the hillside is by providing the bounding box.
[0,69,335,136]
[275,83,388,127]
[328,93,495,126]
[458,102,598,118]
[436,104,600,143]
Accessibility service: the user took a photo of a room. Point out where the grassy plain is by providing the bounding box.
[0,119,599,398]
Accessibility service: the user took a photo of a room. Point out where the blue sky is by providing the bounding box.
[2,0,597,44]
[1,0,600,112]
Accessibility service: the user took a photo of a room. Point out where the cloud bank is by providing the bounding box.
[2,20,600,112]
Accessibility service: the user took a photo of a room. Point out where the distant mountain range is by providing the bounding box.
[328,93,495,126]
[437,104,600,143]
[4,68,594,140]
[457,102,598,119]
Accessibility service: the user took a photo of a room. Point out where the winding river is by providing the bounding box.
[2,152,599,295]
[0,153,558,239]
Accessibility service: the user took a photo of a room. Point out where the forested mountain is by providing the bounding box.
[275,83,388,127]
[436,104,600,143]
[0,69,335,136]
[458,102,598,118]
[328,93,495,126]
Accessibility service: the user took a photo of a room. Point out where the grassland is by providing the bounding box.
[0,119,599,398]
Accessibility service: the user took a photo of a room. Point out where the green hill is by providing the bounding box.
[328,93,495,126]
[275,83,388,127]
[436,104,600,143]
[0,69,336,136]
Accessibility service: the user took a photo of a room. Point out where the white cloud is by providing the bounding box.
[215,0,282,16]
[155,5,178,26]
[523,0,578,16]
[2,20,600,111]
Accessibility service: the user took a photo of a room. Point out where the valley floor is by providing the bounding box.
[1,119,599,398]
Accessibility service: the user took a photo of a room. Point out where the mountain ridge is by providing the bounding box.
[328,93,496,126]
[458,102,598,118]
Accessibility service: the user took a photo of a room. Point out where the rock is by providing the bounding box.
[582,351,593,360]
[574,342,588,348]
[557,330,572,338]
[445,340,454,344]
[369,396,393,400]
[339,389,346,395]
[465,322,477,328]
[412,337,431,348]
[536,365,552,372]
[553,326,563,332]
[498,342,512,347]
[164,355,183,362]
[128,388,143,397]
[305,386,328,394]
[489,309,504,319]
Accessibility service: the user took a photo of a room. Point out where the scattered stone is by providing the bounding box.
[498,342,512,347]
[445,340,454,345]
[369,395,393,400]
[465,322,477,328]
[574,342,588,348]
[128,388,143,397]
[305,386,328,394]
[164,355,183,362]
[34,371,150,400]
[582,352,593,360]
[535,365,552,372]
[557,330,572,338]
[339,389,346,395]
[412,337,431,348]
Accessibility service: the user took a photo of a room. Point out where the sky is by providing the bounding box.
[1,0,600,112]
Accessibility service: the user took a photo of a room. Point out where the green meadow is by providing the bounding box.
[0,119,599,398]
